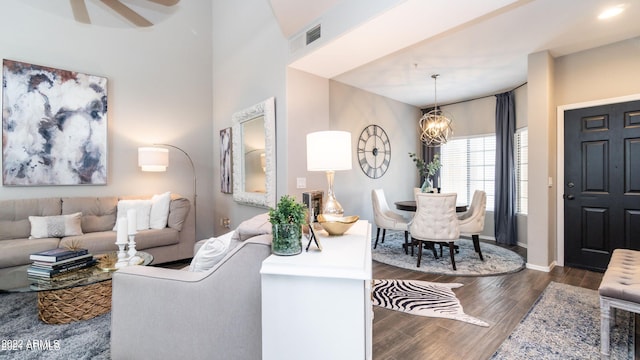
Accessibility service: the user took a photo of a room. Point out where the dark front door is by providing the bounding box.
[564,100,640,271]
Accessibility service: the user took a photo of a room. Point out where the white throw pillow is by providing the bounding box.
[112,200,152,231]
[29,212,83,239]
[149,192,171,229]
[189,231,235,272]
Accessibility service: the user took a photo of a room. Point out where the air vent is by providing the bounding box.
[306,24,321,45]
[289,23,322,54]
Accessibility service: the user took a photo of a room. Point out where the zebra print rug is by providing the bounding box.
[372,279,489,327]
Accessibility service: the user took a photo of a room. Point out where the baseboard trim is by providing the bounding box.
[472,235,525,248]
[462,235,497,242]
[526,261,556,272]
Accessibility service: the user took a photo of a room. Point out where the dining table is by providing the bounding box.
[395,200,468,213]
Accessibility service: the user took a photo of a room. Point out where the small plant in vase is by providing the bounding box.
[268,195,306,256]
[409,153,442,192]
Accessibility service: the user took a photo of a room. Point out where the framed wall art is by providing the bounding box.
[2,59,108,186]
[220,127,232,193]
[302,190,323,223]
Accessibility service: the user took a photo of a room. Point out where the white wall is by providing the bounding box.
[286,69,331,198]
[283,69,421,231]
[526,50,555,271]
[555,37,640,106]
[0,1,213,240]
[212,0,288,234]
[329,80,421,225]
[442,84,528,133]
[441,96,496,137]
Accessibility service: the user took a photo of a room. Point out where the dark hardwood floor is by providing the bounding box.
[164,242,635,359]
[371,241,622,360]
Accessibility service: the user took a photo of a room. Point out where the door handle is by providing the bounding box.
[563,194,575,200]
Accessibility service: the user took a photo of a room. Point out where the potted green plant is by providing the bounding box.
[409,153,442,192]
[268,195,306,256]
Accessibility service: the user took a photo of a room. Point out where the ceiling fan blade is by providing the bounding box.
[99,0,154,27]
[146,0,180,6]
[70,0,91,24]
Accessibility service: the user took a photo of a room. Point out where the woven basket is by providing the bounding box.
[37,280,112,324]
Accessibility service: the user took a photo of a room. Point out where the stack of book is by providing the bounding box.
[28,248,96,279]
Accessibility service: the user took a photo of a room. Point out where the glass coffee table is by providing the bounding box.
[0,252,152,324]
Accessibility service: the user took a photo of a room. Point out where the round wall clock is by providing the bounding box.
[357,125,391,179]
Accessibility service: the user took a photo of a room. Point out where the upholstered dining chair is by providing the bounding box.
[409,192,460,268]
[371,189,410,254]
[457,190,487,261]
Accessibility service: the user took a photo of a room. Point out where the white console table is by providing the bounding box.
[261,220,372,360]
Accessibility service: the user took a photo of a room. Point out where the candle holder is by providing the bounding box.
[128,235,142,265]
[115,243,129,268]
[115,216,130,268]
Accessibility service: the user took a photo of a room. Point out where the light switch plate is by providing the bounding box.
[296,177,306,189]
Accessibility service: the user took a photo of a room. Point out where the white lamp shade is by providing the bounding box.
[138,147,169,172]
[306,131,352,171]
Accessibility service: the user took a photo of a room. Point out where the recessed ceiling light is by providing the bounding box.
[598,5,625,19]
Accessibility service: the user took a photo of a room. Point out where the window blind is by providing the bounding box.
[440,135,495,210]
[515,128,528,214]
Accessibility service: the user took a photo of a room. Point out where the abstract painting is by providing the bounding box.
[2,59,108,185]
[220,127,232,193]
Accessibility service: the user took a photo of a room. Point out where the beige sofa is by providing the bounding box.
[111,213,272,360]
[0,193,195,277]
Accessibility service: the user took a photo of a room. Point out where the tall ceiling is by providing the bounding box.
[23,0,180,28]
[270,0,640,108]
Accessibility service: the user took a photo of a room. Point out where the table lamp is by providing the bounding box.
[306,131,352,216]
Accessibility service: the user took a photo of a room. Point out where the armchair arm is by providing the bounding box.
[376,210,409,230]
[111,238,272,360]
[457,210,486,234]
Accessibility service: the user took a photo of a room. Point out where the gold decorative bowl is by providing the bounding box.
[317,214,359,236]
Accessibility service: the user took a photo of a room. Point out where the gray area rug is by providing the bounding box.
[372,232,525,276]
[492,281,634,360]
[372,279,488,327]
[0,292,110,359]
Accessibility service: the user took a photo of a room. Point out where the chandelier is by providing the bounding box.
[419,74,453,146]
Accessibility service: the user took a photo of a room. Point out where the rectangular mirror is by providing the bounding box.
[232,97,276,208]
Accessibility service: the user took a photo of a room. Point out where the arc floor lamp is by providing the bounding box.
[138,144,197,231]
